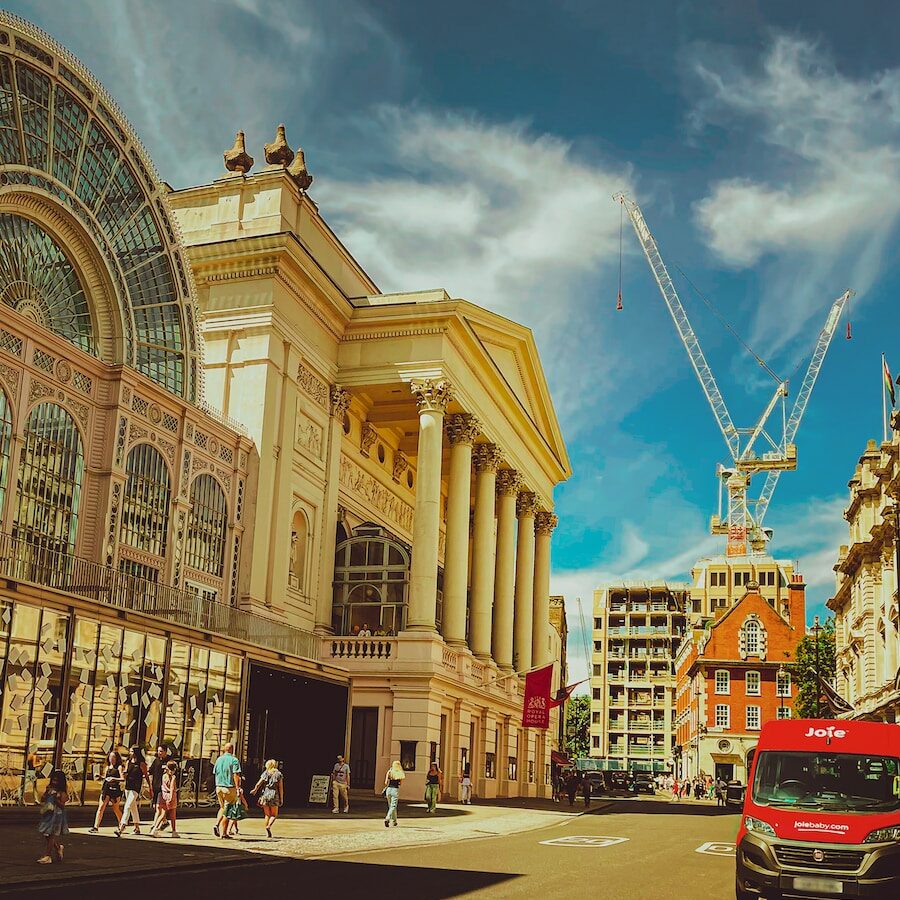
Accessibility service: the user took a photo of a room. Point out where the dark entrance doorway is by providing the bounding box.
[715,762,734,782]
[245,664,348,807]
[349,707,378,789]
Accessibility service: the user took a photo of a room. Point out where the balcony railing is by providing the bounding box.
[0,532,318,661]
[329,637,395,660]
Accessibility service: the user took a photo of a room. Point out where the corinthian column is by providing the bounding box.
[469,443,502,658]
[442,413,481,647]
[406,378,452,632]
[532,511,558,667]
[492,469,520,670]
[316,385,350,632]
[513,491,538,671]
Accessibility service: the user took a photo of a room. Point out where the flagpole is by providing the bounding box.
[884,353,889,444]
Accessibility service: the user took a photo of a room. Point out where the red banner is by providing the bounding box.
[522,664,553,729]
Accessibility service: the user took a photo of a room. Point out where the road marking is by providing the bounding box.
[695,841,736,857]
[540,835,629,847]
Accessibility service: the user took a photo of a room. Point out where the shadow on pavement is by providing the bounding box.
[6,857,519,899]
[586,798,739,817]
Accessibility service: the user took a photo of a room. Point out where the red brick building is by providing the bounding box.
[674,575,807,783]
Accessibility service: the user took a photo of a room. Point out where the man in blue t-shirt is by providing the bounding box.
[212,742,242,838]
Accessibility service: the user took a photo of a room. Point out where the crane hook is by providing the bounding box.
[616,291,623,311]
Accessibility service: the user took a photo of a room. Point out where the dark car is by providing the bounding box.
[606,771,635,794]
[632,773,656,794]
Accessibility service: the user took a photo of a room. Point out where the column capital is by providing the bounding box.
[391,450,409,483]
[496,469,521,497]
[473,443,502,473]
[411,378,453,413]
[446,413,481,446]
[360,421,377,457]
[516,491,539,518]
[330,385,351,418]
[535,511,559,535]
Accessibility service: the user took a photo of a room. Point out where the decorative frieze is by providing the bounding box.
[339,454,414,534]
[297,361,329,408]
[296,409,324,459]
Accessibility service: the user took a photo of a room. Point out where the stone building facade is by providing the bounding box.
[828,435,900,722]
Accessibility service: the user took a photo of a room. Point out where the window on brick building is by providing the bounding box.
[715,704,730,728]
[777,707,791,720]
[746,671,761,696]
[776,671,791,697]
[715,670,730,695]
[746,706,761,730]
[744,619,761,655]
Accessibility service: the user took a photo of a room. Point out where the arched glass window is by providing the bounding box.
[185,474,228,577]
[745,619,760,655]
[0,386,11,518]
[13,402,83,555]
[120,444,171,556]
[332,526,410,636]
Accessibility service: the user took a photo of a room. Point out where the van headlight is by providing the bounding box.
[863,824,900,843]
[744,815,775,836]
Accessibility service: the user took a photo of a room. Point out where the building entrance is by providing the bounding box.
[715,762,734,783]
[245,664,348,807]
[349,707,378,789]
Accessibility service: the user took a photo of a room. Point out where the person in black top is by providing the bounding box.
[89,751,124,832]
[115,746,151,836]
[148,746,172,831]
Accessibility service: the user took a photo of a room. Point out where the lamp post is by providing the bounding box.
[813,615,821,718]
[777,662,787,720]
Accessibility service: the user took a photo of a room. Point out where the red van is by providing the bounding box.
[737,718,900,899]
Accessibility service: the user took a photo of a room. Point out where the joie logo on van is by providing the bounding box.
[803,726,847,739]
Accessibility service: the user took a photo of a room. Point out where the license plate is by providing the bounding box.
[792,876,843,894]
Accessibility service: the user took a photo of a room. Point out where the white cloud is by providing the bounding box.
[315,107,634,434]
[691,35,900,356]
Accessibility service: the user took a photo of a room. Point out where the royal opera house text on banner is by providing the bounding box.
[523,664,554,729]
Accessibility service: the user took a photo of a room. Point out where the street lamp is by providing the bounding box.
[777,662,786,719]
[813,615,821,718]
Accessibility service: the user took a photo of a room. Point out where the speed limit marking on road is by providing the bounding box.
[695,841,736,856]
[540,835,629,848]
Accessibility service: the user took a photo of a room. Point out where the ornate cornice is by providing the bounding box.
[296,361,329,408]
[496,469,521,497]
[342,326,448,342]
[410,378,453,414]
[473,443,502,474]
[445,413,481,447]
[535,511,559,535]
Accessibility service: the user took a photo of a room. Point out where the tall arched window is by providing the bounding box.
[13,402,83,555]
[120,444,171,556]
[745,620,760,655]
[332,526,410,635]
[185,474,228,577]
[0,386,11,519]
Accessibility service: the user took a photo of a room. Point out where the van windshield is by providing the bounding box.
[752,751,900,813]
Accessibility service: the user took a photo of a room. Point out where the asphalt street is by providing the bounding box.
[8,797,741,899]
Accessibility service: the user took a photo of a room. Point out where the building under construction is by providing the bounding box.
[588,556,796,773]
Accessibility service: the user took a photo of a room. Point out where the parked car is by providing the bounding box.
[606,771,635,794]
[632,772,656,794]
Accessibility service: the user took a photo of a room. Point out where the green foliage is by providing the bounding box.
[565,694,591,759]
[793,618,837,719]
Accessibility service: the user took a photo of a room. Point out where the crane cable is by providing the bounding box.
[616,202,624,311]
[671,262,782,386]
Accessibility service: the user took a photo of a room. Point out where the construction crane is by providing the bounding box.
[613,191,851,556]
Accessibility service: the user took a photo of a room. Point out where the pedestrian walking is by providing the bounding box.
[115,746,151,836]
[715,776,727,807]
[212,742,242,839]
[383,759,404,827]
[251,759,284,838]
[331,754,351,813]
[37,770,69,864]
[90,751,124,832]
[150,761,180,837]
[459,765,472,805]
[694,778,703,800]
[582,775,591,808]
[424,762,443,813]
[147,745,171,831]
[670,777,679,802]
[565,772,579,806]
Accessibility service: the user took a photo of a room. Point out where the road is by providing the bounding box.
[10,797,741,899]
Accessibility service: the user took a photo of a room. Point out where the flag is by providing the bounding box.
[550,680,586,708]
[885,355,896,407]
[522,664,553,729]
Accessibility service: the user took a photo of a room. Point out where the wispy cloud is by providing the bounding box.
[690,35,900,358]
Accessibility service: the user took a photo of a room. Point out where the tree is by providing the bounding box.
[793,617,837,719]
[564,694,591,760]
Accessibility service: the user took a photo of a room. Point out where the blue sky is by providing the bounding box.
[14,0,900,684]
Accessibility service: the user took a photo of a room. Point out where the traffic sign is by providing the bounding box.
[540,835,629,848]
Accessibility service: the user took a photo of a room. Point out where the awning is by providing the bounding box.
[710,753,743,765]
[551,751,572,766]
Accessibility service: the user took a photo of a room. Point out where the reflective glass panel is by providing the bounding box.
[0,386,11,518]
[116,629,145,752]
[183,646,210,805]
[138,634,166,751]
[87,624,123,776]
[15,62,50,172]
[61,617,99,804]
[0,56,21,163]
[120,443,171,556]
[186,475,228,577]
[51,84,88,189]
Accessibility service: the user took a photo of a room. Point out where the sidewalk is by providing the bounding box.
[0,796,602,890]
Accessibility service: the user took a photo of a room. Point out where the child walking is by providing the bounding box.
[37,770,69,864]
[150,761,179,838]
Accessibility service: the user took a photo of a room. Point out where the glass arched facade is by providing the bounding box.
[0,42,200,400]
[0,386,10,518]
[332,527,411,636]
[120,443,171,557]
[12,402,83,556]
[185,474,228,577]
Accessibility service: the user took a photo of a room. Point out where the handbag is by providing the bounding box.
[224,799,247,820]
